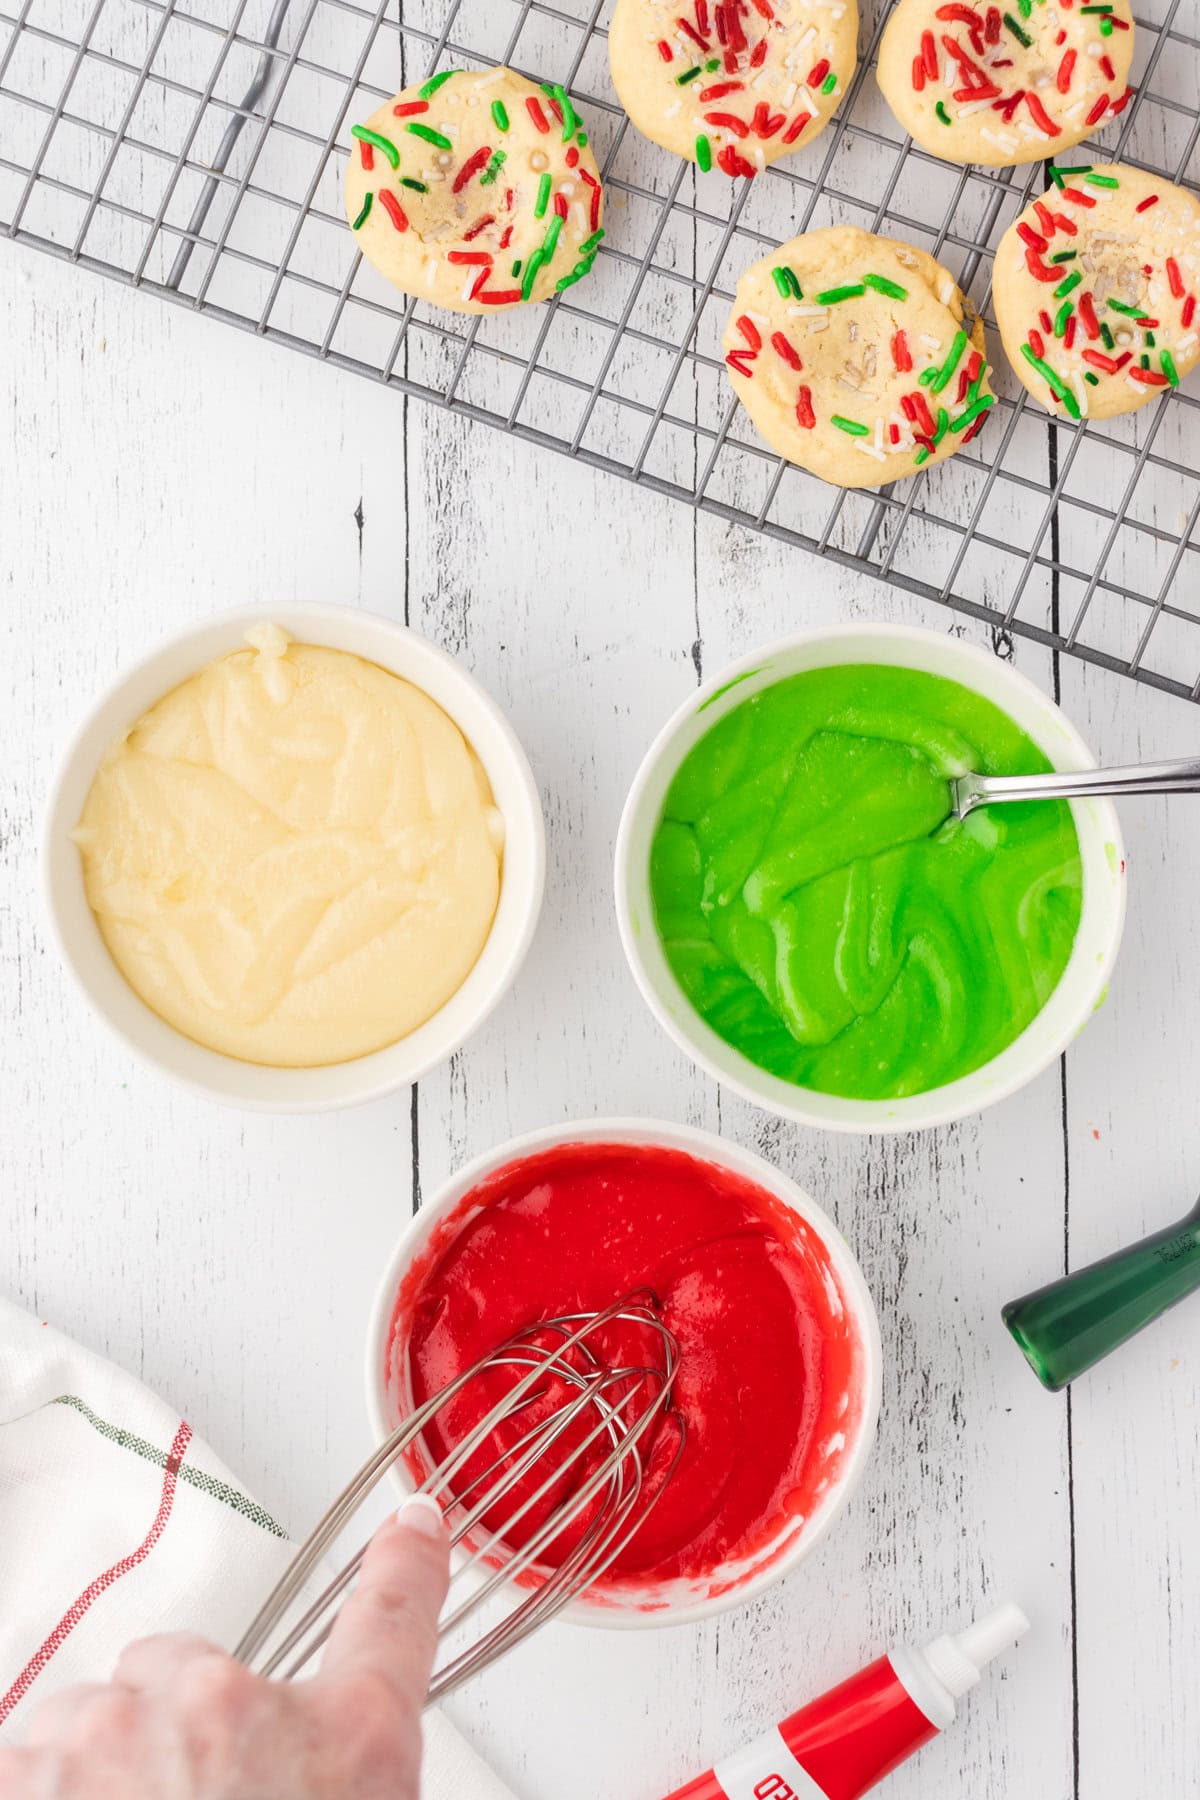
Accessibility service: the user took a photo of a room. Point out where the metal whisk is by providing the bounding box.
[234,1291,684,1701]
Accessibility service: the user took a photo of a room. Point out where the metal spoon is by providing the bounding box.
[951,754,1200,820]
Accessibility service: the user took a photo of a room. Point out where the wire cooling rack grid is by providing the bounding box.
[3,0,1199,696]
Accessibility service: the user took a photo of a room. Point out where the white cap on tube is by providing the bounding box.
[921,1603,1031,1701]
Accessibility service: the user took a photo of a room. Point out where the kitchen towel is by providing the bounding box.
[0,1296,516,1798]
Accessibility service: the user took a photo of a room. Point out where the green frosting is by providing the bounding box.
[649,665,1083,1101]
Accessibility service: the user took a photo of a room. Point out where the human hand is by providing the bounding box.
[0,1494,449,1800]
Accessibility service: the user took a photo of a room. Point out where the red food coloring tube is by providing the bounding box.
[663,1605,1028,1800]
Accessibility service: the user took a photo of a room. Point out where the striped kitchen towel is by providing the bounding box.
[0,1295,516,1797]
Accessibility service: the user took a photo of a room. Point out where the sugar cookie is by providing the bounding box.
[345,69,604,312]
[993,163,1200,421]
[608,0,858,175]
[877,0,1134,167]
[723,225,993,485]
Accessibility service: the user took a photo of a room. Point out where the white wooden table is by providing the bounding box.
[3,230,1199,1798]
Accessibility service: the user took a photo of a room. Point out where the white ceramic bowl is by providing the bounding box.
[615,624,1126,1134]
[43,603,545,1112]
[364,1116,882,1628]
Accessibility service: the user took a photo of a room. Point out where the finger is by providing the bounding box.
[320,1495,449,1706]
[113,1631,225,1692]
[0,1747,52,1800]
[23,1684,112,1747]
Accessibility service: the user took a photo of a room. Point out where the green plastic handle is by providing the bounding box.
[1002,1196,1200,1390]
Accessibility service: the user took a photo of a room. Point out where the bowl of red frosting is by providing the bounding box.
[365,1119,881,1625]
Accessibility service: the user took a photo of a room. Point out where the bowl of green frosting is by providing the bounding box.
[615,625,1126,1132]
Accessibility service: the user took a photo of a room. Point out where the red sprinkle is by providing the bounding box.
[359,142,374,171]
[1056,49,1076,92]
[678,16,710,50]
[1024,91,1060,135]
[463,213,496,241]
[960,413,987,445]
[1084,95,1110,126]
[771,330,803,369]
[1060,185,1096,209]
[551,194,568,222]
[700,81,744,99]
[782,109,813,143]
[1082,348,1120,373]
[697,1,710,31]
[579,167,602,231]
[1029,328,1045,357]
[737,313,762,349]
[890,422,901,444]
[453,146,492,194]
[965,348,983,384]
[526,96,550,132]
[912,55,927,90]
[1033,200,1056,236]
[478,288,522,305]
[955,82,1000,100]
[498,224,514,250]
[726,349,756,376]
[921,29,938,76]
[657,38,674,60]
[717,144,757,176]
[1134,195,1158,215]
[1129,368,1169,386]
[993,89,1024,121]
[1052,211,1078,235]
[807,58,830,86]
[751,102,786,136]
[392,100,430,117]
[1077,291,1100,339]
[750,39,770,67]
[1167,257,1184,299]
[1099,53,1115,78]
[566,147,579,168]
[469,267,490,300]
[751,0,775,16]
[892,329,912,372]
[377,189,408,232]
[1184,295,1196,328]
[447,250,492,264]
[706,110,749,136]
[1063,315,1076,349]
[796,385,816,429]
[1017,222,1048,251]
[1026,247,1061,283]
[986,4,1001,38]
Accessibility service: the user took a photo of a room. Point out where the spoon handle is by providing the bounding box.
[955,754,1200,817]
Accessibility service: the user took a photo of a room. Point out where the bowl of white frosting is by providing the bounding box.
[43,604,545,1110]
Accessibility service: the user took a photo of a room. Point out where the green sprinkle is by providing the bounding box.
[930,327,969,392]
[1020,341,1081,417]
[407,122,452,148]
[773,265,803,299]
[863,272,908,299]
[1140,351,1150,368]
[1162,350,1180,385]
[1144,330,1155,346]
[1079,4,1112,11]
[1004,12,1033,43]
[577,131,588,145]
[419,69,455,98]
[1054,269,1082,299]
[1105,296,1144,316]
[534,171,552,218]
[542,213,564,259]
[1099,16,1113,32]
[1054,300,1074,336]
[1050,251,1077,264]
[1086,172,1120,187]
[1017,0,1032,14]
[1084,370,1100,385]
[831,415,869,435]
[949,392,995,432]
[919,365,939,385]
[696,133,712,171]
[705,57,721,69]
[351,125,400,169]
[491,100,510,132]
[815,282,866,303]
[351,192,373,230]
[479,149,506,186]
[549,84,577,140]
[821,71,837,93]
[1100,321,1115,349]
[400,177,428,193]
[521,248,545,301]
[914,446,931,465]
[577,228,605,256]
[935,100,952,124]
[931,405,949,445]
[677,64,702,82]
[511,259,522,277]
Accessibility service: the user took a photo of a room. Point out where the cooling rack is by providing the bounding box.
[3,0,1199,697]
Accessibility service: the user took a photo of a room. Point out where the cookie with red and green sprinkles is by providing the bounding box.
[723,226,992,486]
[994,163,1200,421]
[345,68,604,313]
[608,0,858,175]
[877,0,1134,166]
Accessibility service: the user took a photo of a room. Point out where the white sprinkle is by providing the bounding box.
[475,67,505,88]
[1085,39,1102,55]
[783,80,798,105]
[938,277,954,304]
[920,333,941,348]
[747,308,772,329]
[1073,371,1089,415]
[958,97,994,116]
[789,303,830,316]
[665,99,682,117]
[461,270,478,303]
[856,440,888,461]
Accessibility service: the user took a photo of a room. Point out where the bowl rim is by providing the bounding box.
[614,622,1127,1133]
[41,601,546,1113]
[363,1114,884,1629]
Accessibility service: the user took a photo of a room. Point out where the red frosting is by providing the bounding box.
[387,1142,865,1591]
